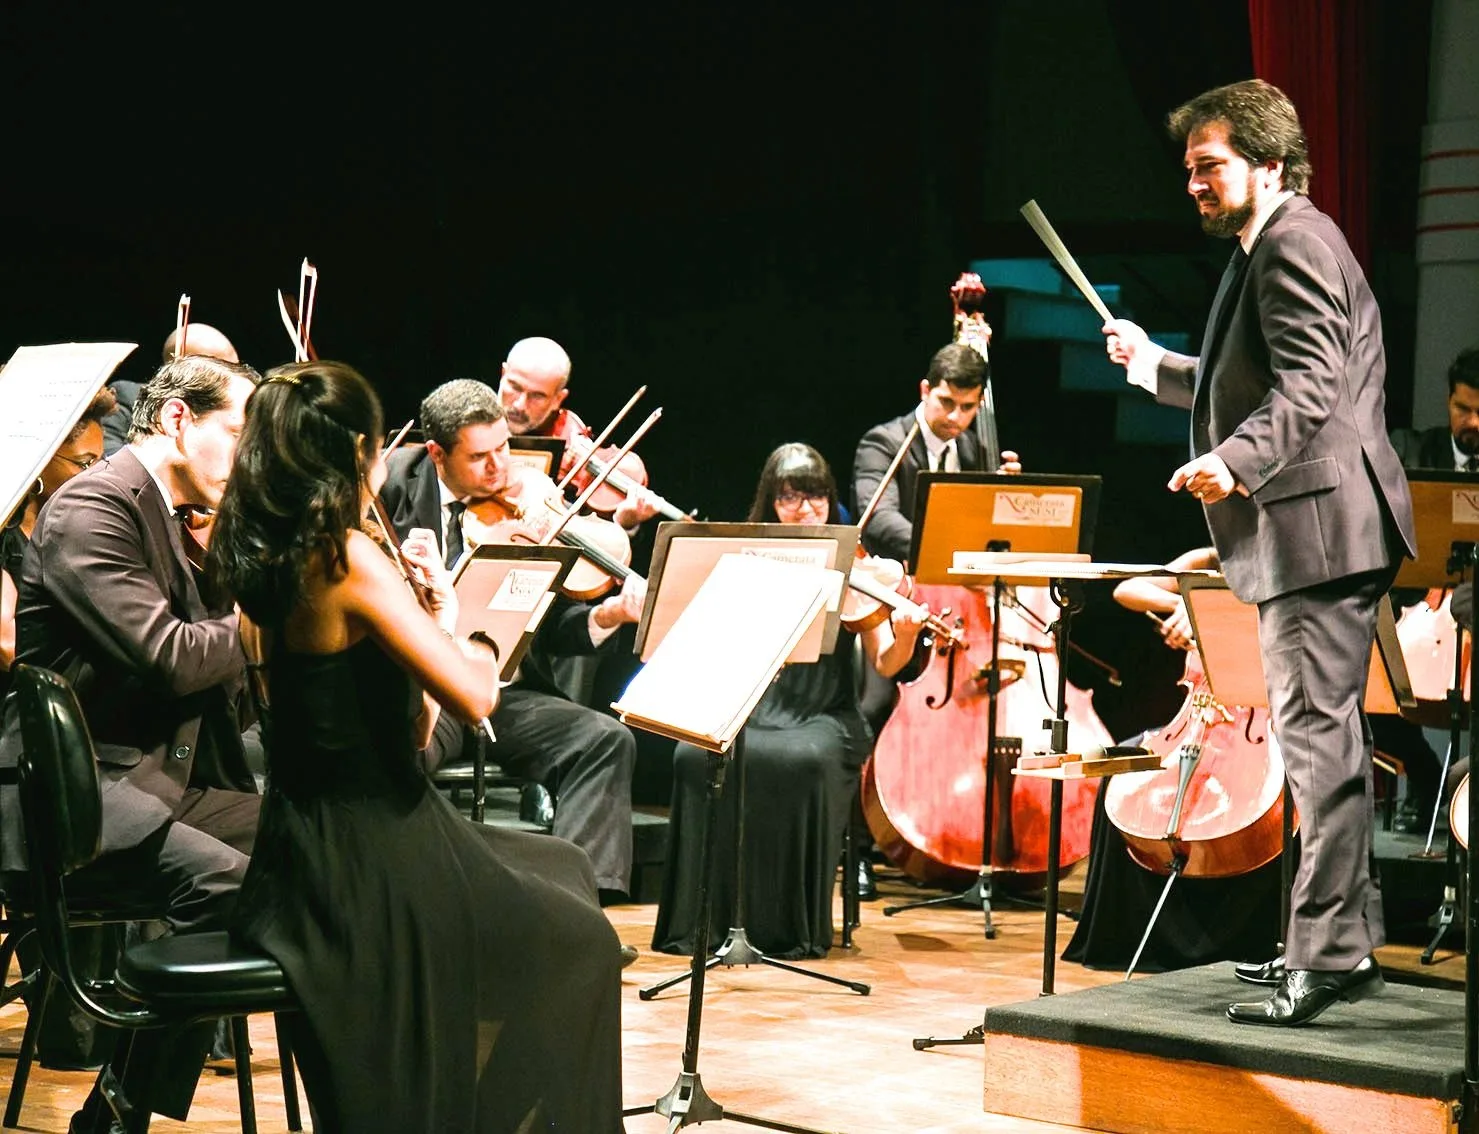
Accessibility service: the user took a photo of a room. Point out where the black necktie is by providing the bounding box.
[1197,244,1250,368]
[444,501,467,568]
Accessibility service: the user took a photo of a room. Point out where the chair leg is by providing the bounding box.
[274,1012,303,1132]
[230,1016,258,1134]
[3,966,51,1128]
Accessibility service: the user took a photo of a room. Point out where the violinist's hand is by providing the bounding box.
[891,601,928,651]
[997,449,1022,476]
[1159,598,1196,652]
[594,573,648,629]
[401,527,459,633]
[1168,454,1247,505]
[613,485,660,531]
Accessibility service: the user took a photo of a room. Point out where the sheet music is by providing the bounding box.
[0,342,137,526]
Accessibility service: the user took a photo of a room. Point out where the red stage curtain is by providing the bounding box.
[1247,0,1370,269]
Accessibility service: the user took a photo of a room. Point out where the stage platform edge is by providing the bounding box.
[981,962,1464,1134]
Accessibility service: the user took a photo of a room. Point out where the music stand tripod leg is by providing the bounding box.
[640,731,871,1000]
[627,747,843,1133]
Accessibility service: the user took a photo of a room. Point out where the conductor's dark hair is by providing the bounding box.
[208,360,384,626]
[747,442,842,524]
[1167,78,1312,195]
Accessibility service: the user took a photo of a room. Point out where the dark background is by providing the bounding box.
[0,3,1434,740]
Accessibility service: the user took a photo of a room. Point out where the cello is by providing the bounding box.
[859,273,1109,887]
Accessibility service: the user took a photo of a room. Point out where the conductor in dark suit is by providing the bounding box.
[380,379,641,898]
[0,355,264,1129]
[1105,80,1416,1027]
[852,342,1021,564]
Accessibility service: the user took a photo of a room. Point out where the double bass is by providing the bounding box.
[859,273,1109,886]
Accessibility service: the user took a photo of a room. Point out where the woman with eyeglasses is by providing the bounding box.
[651,442,926,959]
[1,386,115,679]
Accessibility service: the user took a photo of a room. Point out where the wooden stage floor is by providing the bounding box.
[9,860,1449,1133]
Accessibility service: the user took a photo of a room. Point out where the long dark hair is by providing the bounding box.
[746,442,841,523]
[207,360,384,626]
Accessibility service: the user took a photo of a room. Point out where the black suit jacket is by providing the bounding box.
[1154,196,1416,604]
[1389,424,1458,472]
[0,448,254,869]
[851,411,985,564]
[379,445,601,698]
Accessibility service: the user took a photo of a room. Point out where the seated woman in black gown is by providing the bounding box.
[208,361,624,1133]
[651,442,925,960]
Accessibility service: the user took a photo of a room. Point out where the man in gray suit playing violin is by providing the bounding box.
[1104,79,1415,1027]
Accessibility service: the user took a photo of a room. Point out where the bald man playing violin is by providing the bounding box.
[380,378,642,901]
[498,336,662,530]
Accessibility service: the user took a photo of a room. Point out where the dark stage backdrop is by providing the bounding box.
[0,5,1430,741]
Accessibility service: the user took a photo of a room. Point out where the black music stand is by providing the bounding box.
[614,551,845,1133]
[507,435,567,479]
[1178,575,1415,965]
[631,523,869,1002]
[880,473,1100,937]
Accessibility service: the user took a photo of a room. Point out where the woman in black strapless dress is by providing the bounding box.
[209,360,623,1133]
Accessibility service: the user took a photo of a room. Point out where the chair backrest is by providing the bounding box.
[13,664,103,879]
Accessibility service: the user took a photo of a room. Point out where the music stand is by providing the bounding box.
[1179,575,1414,969]
[507,436,567,479]
[631,523,870,1002]
[882,473,1101,938]
[447,544,579,820]
[1398,472,1479,862]
[614,552,844,1133]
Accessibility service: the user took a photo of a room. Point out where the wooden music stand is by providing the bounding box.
[614,552,855,1133]
[1178,575,1414,716]
[909,471,1101,583]
[1395,470,1479,590]
[885,475,1102,945]
[507,436,567,479]
[451,544,579,683]
[635,520,859,663]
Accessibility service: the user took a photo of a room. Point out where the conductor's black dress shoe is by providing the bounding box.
[1226,955,1384,1026]
[1233,954,1285,986]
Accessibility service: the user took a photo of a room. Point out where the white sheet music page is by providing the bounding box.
[0,342,137,526]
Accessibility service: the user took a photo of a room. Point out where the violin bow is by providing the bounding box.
[554,384,648,495]
[174,293,191,359]
[539,408,662,547]
[276,258,320,362]
[856,418,921,539]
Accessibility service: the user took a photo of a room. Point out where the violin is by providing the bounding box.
[462,466,638,602]
[840,555,963,649]
[547,388,695,522]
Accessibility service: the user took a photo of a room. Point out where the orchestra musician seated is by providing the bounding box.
[210,360,623,1132]
[652,443,925,959]
[379,378,644,907]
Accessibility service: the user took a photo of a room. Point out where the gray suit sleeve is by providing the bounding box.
[1212,229,1351,494]
[40,490,243,698]
[1155,352,1198,410]
[853,425,913,563]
